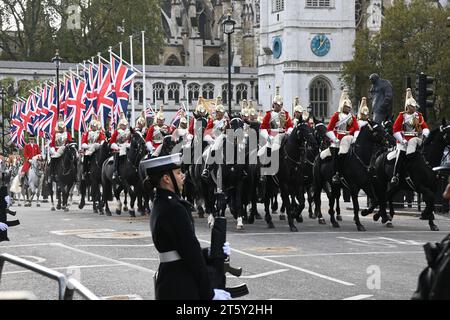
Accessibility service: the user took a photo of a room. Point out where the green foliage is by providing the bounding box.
[342,0,450,126]
[0,0,164,64]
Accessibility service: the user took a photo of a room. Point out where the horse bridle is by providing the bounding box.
[61,143,78,176]
[127,133,146,170]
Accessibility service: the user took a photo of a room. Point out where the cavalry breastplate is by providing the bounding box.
[117,129,130,144]
[153,125,166,143]
[56,132,67,147]
[213,119,225,135]
[269,111,281,129]
[403,113,418,133]
[88,131,100,144]
[336,113,352,133]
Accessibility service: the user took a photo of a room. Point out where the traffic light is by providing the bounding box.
[417,72,435,110]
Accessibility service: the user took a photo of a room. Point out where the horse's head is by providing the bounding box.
[64,143,78,163]
[229,117,244,131]
[160,135,177,156]
[313,119,328,149]
[440,118,450,146]
[292,121,317,149]
[129,131,147,162]
[362,120,388,145]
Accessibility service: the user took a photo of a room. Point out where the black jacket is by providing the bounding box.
[150,188,214,300]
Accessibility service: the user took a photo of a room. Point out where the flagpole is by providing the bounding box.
[142,31,146,122]
[109,46,116,130]
[110,51,141,74]
[130,35,135,125]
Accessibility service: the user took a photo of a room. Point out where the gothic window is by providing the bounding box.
[236,84,248,105]
[206,54,220,67]
[309,78,329,119]
[153,82,165,103]
[134,82,143,103]
[168,83,180,103]
[272,0,284,12]
[306,0,333,8]
[222,84,233,105]
[188,83,200,104]
[165,55,181,66]
[202,83,215,99]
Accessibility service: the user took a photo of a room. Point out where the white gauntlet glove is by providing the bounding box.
[213,289,231,300]
[0,222,8,232]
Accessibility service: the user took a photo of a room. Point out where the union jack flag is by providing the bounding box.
[40,85,58,136]
[110,56,137,126]
[96,62,115,127]
[65,76,87,132]
[84,64,98,125]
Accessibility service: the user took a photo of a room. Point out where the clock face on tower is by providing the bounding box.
[311,34,331,57]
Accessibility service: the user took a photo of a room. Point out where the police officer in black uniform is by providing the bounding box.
[139,153,231,300]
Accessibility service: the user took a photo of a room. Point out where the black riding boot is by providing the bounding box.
[391,150,406,186]
[82,156,90,180]
[50,158,57,181]
[331,147,341,184]
[112,154,119,181]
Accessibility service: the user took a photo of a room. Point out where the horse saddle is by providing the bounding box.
[387,149,398,161]
[320,148,332,160]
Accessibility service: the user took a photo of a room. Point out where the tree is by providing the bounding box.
[53,0,163,64]
[0,0,164,64]
[342,0,450,126]
[0,0,57,61]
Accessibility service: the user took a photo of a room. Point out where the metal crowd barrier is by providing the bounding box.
[0,253,100,300]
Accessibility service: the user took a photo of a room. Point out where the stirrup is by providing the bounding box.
[332,174,341,184]
[390,175,399,185]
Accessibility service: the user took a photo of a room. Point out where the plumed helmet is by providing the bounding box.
[118,112,128,127]
[216,104,225,113]
[404,88,418,110]
[196,104,206,114]
[272,86,283,105]
[89,114,101,130]
[293,97,305,113]
[338,88,352,112]
[57,114,65,130]
[136,111,146,127]
[179,116,188,125]
[156,106,165,120]
[358,97,370,118]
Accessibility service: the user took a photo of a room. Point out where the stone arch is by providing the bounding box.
[165,54,181,66]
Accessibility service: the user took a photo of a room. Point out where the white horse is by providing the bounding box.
[11,156,45,207]
[24,156,45,207]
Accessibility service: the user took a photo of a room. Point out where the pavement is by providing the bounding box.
[1,193,450,300]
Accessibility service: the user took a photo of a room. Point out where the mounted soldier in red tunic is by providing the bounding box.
[49,115,73,180]
[80,115,106,180]
[19,135,41,186]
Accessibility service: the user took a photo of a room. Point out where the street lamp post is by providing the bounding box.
[52,49,62,116]
[222,10,236,116]
[0,87,6,156]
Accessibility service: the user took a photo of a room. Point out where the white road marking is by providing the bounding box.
[74,244,154,247]
[52,243,156,275]
[102,294,143,300]
[342,294,374,300]
[50,229,115,236]
[17,256,46,263]
[221,230,450,236]
[229,269,289,279]
[121,258,158,261]
[263,251,424,258]
[197,239,354,286]
[3,264,122,275]
[0,243,56,248]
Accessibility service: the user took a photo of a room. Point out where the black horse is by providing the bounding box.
[79,141,111,214]
[184,117,216,219]
[275,122,318,232]
[101,131,147,217]
[313,121,388,231]
[365,121,450,231]
[53,143,79,211]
